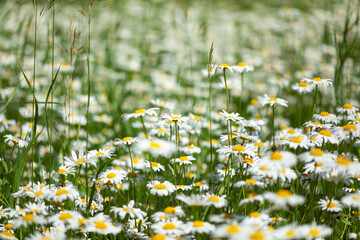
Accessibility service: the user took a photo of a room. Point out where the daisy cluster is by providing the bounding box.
[0,0,360,240]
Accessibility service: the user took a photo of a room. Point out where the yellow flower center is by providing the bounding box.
[163,223,176,230]
[312,77,322,81]
[208,196,220,202]
[250,231,264,240]
[95,152,104,156]
[187,172,195,178]
[56,189,69,196]
[342,123,357,131]
[245,179,257,184]
[195,182,203,186]
[107,173,116,179]
[179,156,189,161]
[178,185,185,188]
[76,158,84,163]
[227,225,240,234]
[310,149,323,156]
[123,137,132,141]
[298,82,308,87]
[290,137,302,143]
[151,162,159,167]
[343,104,353,109]
[158,128,166,133]
[57,169,67,174]
[309,229,320,237]
[337,155,351,166]
[95,220,108,229]
[164,207,176,214]
[5,224,13,230]
[123,207,133,212]
[270,152,283,160]
[232,145,245,152]
[268,97,278,102]
[23,213,35,221]
[134,109,146,114]
[315,162,323,167]
[1,231,13,237]
[244,158,254,164]
[193,220,204,227]
[152,234,166,240]
[249,211,260,218]
[287,129,295,134]
[250,99,259,105]
[277,189,292,197]
[326,202,336,208]
[132,158,139,164]
[172,116,181,120]
[59,212,73,220]
[220,63,230,67]
[150,141,161,149]
[286,230,295,236]
[35,191,44,196]
[318,129,331,137]
[154,184,167,190]
[238,62,248,66]
[320,111,329,116]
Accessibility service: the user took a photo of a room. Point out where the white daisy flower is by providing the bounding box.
[337,103,359,115]
[318,197,342,212]
[86,213,121,235]
[184,220,215,235]
[176,194,208,207]
[98,169,126,185]
[205,194,228,208]
[144,161,165,172]
[233,62,254,73]
[114,136,139,146]
[4,135,28,148]
[111,200,146,220]
[151,220,184,237]
[147,181,176,196]
[220,110,243,122]
[89,148,113,159]
[314,111,340,124]
[217,144,256,158]
[56,165,75,176]
[135,139,175,157]
[342,192,360,208]
[234,178,265,188]
[299,222,332,239]
[292,81,314,93]
[263,189,305,207]
[64,150,96,167]
[170,155,196,165]
[181,145,201,155]
[302,77,332,87]
[122,108,159,121]
[47,185,80,202]
[49,210,83,230]
[259,94,288,107]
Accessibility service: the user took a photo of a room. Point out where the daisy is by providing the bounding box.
[181,145,201,155]
[239,193,264,205]
[176,194,208,207]
[303,121,333,130]
[313,111,340,124]
[47,185,80,202]
[114,137,139,146]
[214,222,243,239]
[273,223,303,240]
[217,144,256,158]
[192,181,209,191]
[144,161,165,172]
[89,148,113,159]
[302,77,332,87]
[125,229,148,239]
[261,151,297,168]
[311,129,339,145]
[214,63,235,72]
[151,234,176,240]
[220,110,243,122]
[259,94,288,107]
[263,189,305,207]
[4,135,28,148]
[0,230,17,240]
[98,169,126,185]
[170,155,196,165]
[152,206,185,221]
[342,192,360,208]
[122,108,159,121]
[184,220,215,235]
[337,103,359,115]
[176,184,192,191]
[292,81,314,93]
[205,194,228,208]
[135,139,175,157]
[233,62,254,73]
[281,135,313,149]
[234,178,265,188]
[299,149,336,163]
[220,133,238,142]
[151,220,184,237]
[24,202,47,215]
[13,212,45,229]
[111,200,146,220]
[242,228,273,240]
[49,210,83,230]
[318,197,342,212]
[161,113,188,125]
[56,165,75,176]
[147,181,176,196]
[64,149,96,167]
[86,213,121,235]
[300,222,332,239]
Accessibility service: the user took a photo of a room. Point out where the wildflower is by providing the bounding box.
[299,222,332,239]
[302,77,332,87]
[114,137,139,146]
[175,185,192,191]
[56,165,75,176]
[64,150,96,167]
[217,144,256,158]
[261,151,297,168]
[263,189,305,207]
[337,103,359,115]
[233,62,254,73]
[13,212,45,229]
[86,213,121,235]
[281,135,313,149]
[170,155,196,165]
[292,81,314,93]
[161,113,188,124]
[135,139,175,157]
[214,223,243,238]
[152,206,185,221]
[125,228,148,239]
[318,197,342,212]
[220,110,243,122]
[122,108,159,121]
[205,194,228,208]
[184,220,215,234]
[98,169,126,185]
[234,178,265,188]
[192,181,209,191]
[176,194,208,207]
[49,210,83,230]
[181,145,201,155]
[111,200,146,220]
[299,149,336,163]
[313,111,340,124]
[144,161,165,171]
[342,192,360,208]
[47,185,80,202]
[89,148,113,159]
[214,63,235,72]
[151,220,184,237]
[4,135,28,148]
[147,181,176,196]
[259,94,288,107]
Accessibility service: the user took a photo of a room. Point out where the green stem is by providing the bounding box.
[127,144,136,201]
[312,85,318,121]
[223,69,229,112]
[140,116,149,139]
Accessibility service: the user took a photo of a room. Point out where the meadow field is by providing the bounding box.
[0,0,359,239]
